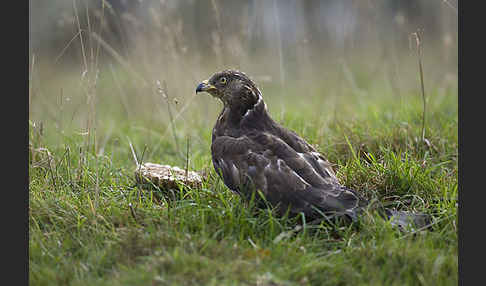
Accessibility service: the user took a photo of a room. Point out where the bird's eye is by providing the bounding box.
[219,77,227,84]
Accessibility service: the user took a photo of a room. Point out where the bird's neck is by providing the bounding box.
[215,95,273,135]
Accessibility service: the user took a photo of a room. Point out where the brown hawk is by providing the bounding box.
[196,69,430,229]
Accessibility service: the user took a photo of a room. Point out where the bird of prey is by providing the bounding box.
[196,69,430,229]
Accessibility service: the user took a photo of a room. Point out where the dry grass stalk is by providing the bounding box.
[156,80,180,154]
[410,29,428,143]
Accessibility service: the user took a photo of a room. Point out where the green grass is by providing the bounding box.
[29,67,457,285]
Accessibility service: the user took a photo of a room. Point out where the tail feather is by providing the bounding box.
[383,208,432,231]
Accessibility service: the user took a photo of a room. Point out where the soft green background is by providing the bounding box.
[29,1,457,285]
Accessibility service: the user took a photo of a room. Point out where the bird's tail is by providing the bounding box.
[382,208,432,231]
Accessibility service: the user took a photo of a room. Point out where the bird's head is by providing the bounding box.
[196,70,262,111]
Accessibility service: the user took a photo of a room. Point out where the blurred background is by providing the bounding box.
[29,0,458,164]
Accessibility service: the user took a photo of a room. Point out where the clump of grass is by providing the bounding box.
[29,82,457,285]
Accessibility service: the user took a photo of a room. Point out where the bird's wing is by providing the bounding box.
[272,125,340,185]
[211,133,366,219]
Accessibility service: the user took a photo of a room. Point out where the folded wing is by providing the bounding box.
[211,132,367,219]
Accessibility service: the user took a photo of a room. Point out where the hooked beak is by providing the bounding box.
[196,80,216,93]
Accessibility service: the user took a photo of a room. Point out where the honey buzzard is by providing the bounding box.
[196,70,430,229]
